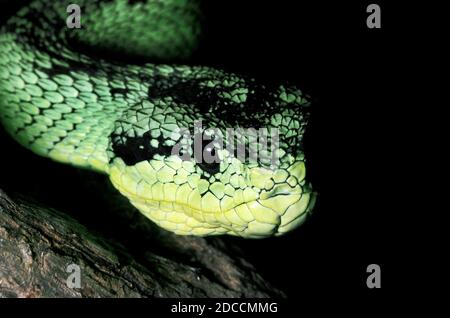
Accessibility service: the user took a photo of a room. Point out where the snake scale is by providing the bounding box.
[0,0,315,238]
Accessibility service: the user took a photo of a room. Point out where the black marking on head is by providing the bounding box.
[111,126,222,175]
[194,132,221,175]
[197,161,220,176]
[148,76,298,129]
[111,131,176,166]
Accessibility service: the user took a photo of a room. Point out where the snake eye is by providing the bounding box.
[195,134,221,175]
[111,131,174,166]
[205,144,216,158]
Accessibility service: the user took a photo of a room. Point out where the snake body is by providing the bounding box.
[0,0,315,238]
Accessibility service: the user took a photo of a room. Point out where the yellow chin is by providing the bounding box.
[109,158,315,238]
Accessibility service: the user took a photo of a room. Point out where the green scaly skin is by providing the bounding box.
[0,0,315,238]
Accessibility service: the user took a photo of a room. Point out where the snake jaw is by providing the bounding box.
[108,155,315,238]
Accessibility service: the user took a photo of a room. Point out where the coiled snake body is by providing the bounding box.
[0,0,315,237]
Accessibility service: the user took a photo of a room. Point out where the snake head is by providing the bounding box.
[107,71,315,237]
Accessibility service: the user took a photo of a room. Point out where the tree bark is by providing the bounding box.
[0,189,284,298]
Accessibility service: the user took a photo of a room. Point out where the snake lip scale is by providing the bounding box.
[0,0,316,238]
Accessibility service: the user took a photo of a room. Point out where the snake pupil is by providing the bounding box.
[195,135,220,175]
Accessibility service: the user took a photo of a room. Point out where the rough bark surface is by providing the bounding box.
[0,189,284,298]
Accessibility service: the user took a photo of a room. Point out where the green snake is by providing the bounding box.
[0,0,315,238]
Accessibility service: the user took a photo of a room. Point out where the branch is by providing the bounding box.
[0,189,284,298]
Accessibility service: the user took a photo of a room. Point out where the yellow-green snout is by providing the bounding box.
[109,155,315,238]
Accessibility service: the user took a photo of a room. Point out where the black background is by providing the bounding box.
[0,0,417,306]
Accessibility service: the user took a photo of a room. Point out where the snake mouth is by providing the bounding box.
[116,190,314,238]
[109,160,315,237]
[110,159,315,238]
